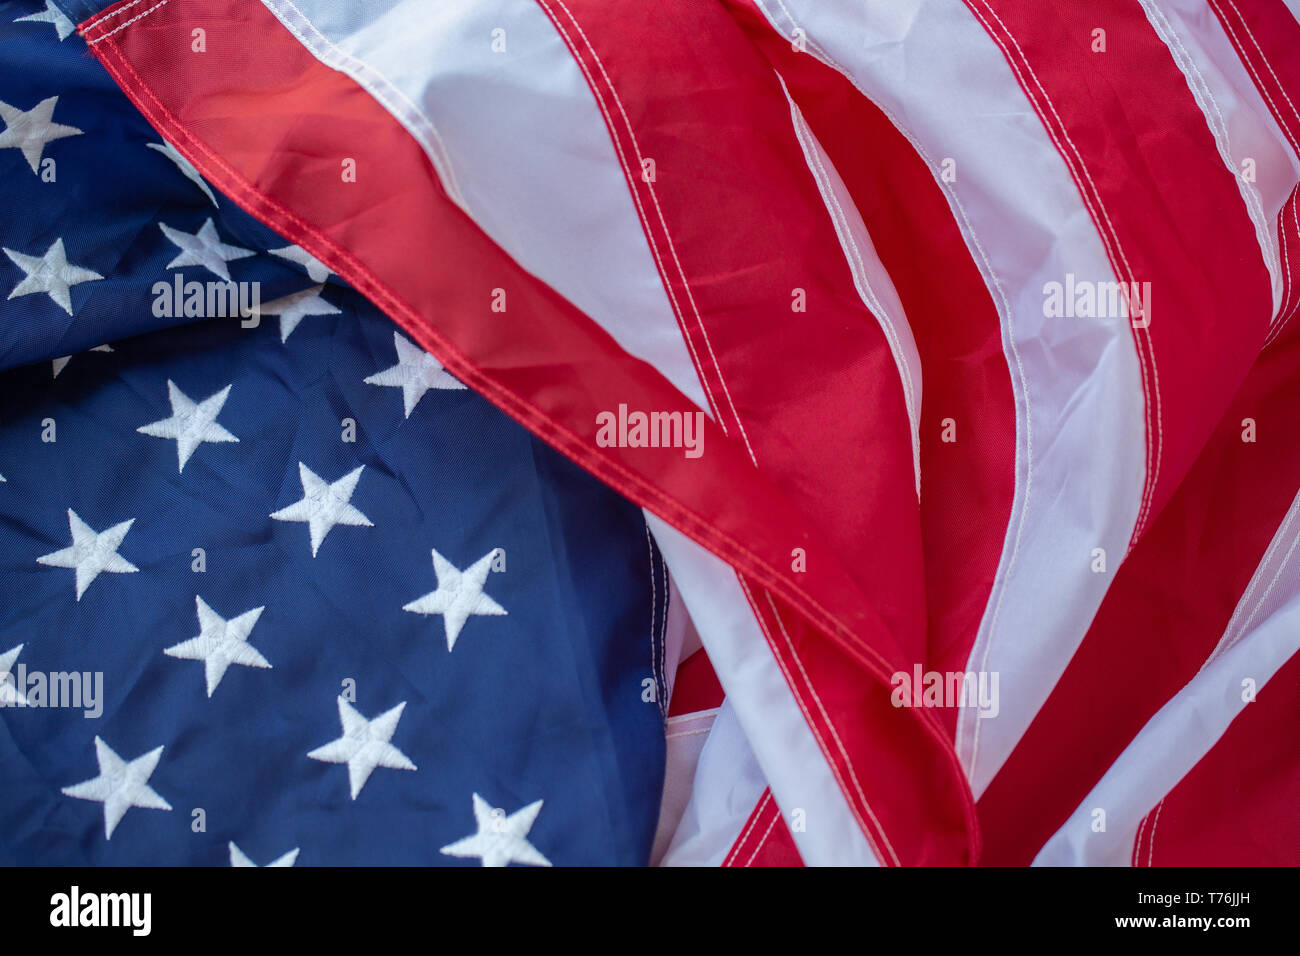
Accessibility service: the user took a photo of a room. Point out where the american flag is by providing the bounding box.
[2,0,1298,868]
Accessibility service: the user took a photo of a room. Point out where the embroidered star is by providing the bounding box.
[364,332,465,418]
[15,0,74,39]
[159,218,254,281]
[164,596,268,697]
[403,548,506,651]
[440,793,551,868]
[62,737,172,840]
[229,842,299,867]
[252,284,340,342]
[0,644,27,707]
[52,344,113,379]
[4,238,102,315]
[270,463,372,557]
[38,508,138,600]
[307,697,416,799]
[0,95,81,173]
[269,244,331,283]
[137,380,239,473]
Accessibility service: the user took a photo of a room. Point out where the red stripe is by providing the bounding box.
[1209,0,1300,154]
[530,0,979,862]
[979,323,1300,864]
[1134,649,1300,867]
[723,790,804,867]
[81,0,978,863]
[964,0,1274,546]
[723,0,1017,707]
[666,649,724,717]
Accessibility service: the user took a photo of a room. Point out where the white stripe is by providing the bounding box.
[258,0,712,414]
[779,77,923,494]
[1035,487,1300,866]
[1142,0,1300,320]
[755,0,1148,795]
[657,703,763,866]
[646,514,878,867]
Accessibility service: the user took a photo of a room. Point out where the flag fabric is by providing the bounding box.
[0,4,668,866]
[3,0,1299,867]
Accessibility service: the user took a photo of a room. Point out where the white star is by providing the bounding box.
[146,140,217,206]
[440,793,551,868]
[164,596,268,697]
[229,842,298,867]
[158,219,254,281]
[15,0,75,39]
[403,548,506,651]
[0,644,27,707]
[37,508,138,600]
[307,697,416,799]
[4,238,102,315]
[269,244,331,283]
[137,379,239,473]
[52,344,113,379]
[270,462,372,557]
[365,332,465,418]
[251,284,340,342]
[61,737,172,840]
[0,95,81,173]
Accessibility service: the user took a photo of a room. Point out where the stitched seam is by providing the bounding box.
[1227,0,1300,133]
[84,0,167,43]
[753,0,1030,799]
[744,803,781,867]
[724,790,771,866]
[737,576,890,865]
[1140,1,1277,290]
[81,0,150,32]
[762,588,901,865]
[1262,194,1299,347]
[262,0,467,210]
[1145,799,1164,867]
[664,727,712,740]
[963,0,1165,777]
[969,0,1162,549]
[534,1,725,437]
[549,0,761,466]
[779,75,921,489]
[644,522,663,717]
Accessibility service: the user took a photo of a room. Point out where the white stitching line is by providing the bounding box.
[1139,0,1278,298]
[1216,497,1300,664]
[969,0,1162,549]
[744,804,781,867]
[644,522,662,716]
[550,0,762,466]
[665,727,713,740]
[1145,798,1164,867]
[82,0,150,32]
[725,789,771,866]
[752,581,901,865]
[85,0,167,44]
[536,1,725,437]
[963,0,1169,777]
[1212,0,1300,347]
[1262,193,1300,347]
[1210,0,1300,156]
[1227,0,1300,132]
[752,0,1035,788]
[261,0,467,212]
[736,577,890,865]
[779,74,922,493]
[1131,808,1149,866]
